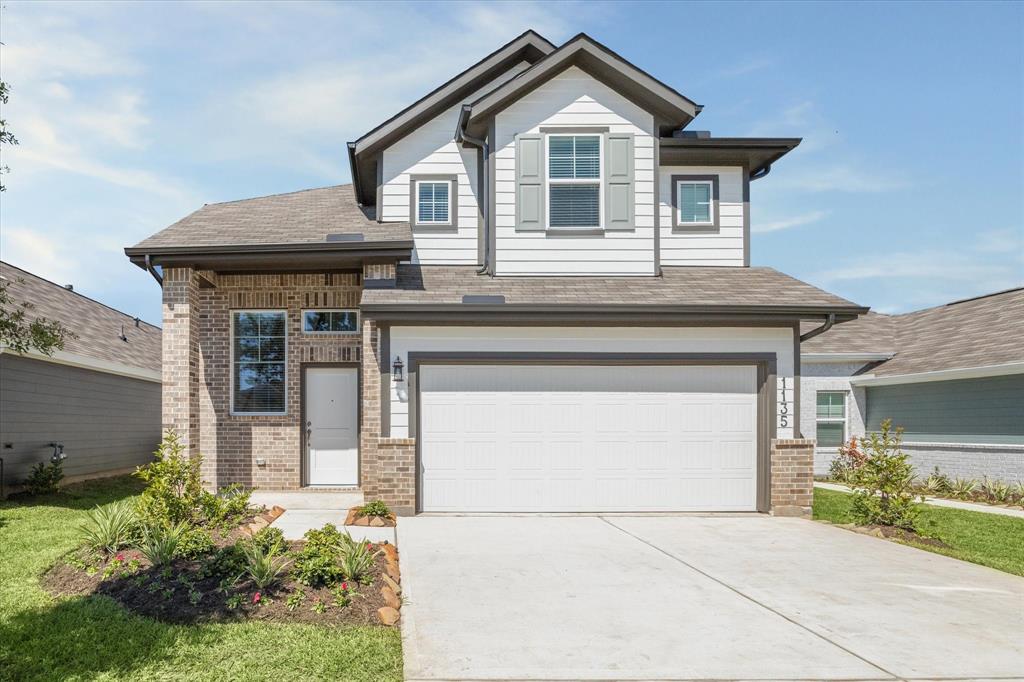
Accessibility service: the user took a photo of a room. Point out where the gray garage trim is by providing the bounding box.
[406,352,777,513]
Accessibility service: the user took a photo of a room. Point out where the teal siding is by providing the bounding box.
[866,374,1024,445]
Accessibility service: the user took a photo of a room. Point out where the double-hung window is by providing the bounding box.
[232,311,287,414]
[816,391,847,448]
[547,134,601,228]
[415,180,451,225]
[676,180,714,226]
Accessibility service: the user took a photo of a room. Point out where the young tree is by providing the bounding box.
[0,278,75,355]
[0,79,18,192]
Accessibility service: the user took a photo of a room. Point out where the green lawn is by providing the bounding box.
[814,487,1024,577]
[0,477,402,682]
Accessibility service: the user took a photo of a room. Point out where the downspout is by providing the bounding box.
[799,313,835,342]
[144,255,163,286]
[456,105,490,275]
[750,164,772,182]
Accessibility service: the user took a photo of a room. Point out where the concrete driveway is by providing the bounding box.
[397,515,1024,681]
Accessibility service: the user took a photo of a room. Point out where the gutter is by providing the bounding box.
[850,362,1024,387]
[799,313,835,342]
[361,302,869,317]
[144,254,163,286]
[346,142,362,205]
[801,352,895,363]
[456,104,491,275]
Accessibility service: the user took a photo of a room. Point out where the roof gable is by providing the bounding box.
[461,33,701,139]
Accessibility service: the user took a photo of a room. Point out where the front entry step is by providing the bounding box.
[250,489,365,511]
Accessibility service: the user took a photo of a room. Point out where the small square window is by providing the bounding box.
[303,310,358,334]
[676,180,714,225]
[416,181,451,225]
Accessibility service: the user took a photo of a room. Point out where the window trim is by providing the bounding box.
[410,174,457,229]
[671,174,720,230]
[545,133,604,231]
[301,309,360,335]
[815,390,848,450]
[230,309,288,417]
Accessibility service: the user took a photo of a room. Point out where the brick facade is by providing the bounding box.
[770,438,814,517]
[161,267,201,459]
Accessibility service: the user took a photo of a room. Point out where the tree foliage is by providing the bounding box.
[849,419,920,530]
[0,79,18,192]
[0,277,75,355]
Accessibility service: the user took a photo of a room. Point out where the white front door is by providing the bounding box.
[419,364,759,512]
[305,367,358,486]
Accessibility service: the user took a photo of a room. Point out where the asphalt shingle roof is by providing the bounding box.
[0,262,161,373]
[130,185,411,250]
[361,265,864,311]
[802,288,1024,376]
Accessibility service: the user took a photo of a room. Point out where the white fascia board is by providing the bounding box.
[802,352,894,363]
[850,361,1024,387]
[0,346,161,383]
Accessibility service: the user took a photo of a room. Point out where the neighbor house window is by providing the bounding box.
[816,391,847,448]
[302,310,358,334]
[416,180,451,225]
[232,311,286,414]
[676,180,714,225]
[548,134,601,228]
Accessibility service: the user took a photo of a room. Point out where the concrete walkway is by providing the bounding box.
[815,480,1024,518]
[249,489,394,542]
[398,515,1024,681]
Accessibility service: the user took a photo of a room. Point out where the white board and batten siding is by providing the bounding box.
[493,66,656,275]
[659,165,746,267]
[387,326,797,440]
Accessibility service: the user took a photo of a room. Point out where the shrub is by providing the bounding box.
[240,541,291,590]
[950,477,978,500]
[828,436,867,483]
[135,430,204,526]
[848,420,919,530]
[199,484,253,528]
[23,461,64,495]
[981,477,1012,504]
[338,539,379,584]
[921,467,951,495]
[251,526,285,554]
[80,500,138,554]
[292,524,345,587]
[138,521,189,567]
[175,526,215,559]
[357,500,392,518]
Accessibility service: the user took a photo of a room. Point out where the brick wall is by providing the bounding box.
[192,272,362,489]
[162,267,200,459]
[770,438,814,517]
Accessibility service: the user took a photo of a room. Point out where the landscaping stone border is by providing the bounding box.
[378,542,402,625]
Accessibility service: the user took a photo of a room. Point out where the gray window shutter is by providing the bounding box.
[516,134,545,231]
[605,133,634,230]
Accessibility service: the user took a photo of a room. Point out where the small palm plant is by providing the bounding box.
[920,467,951,496]
[80,500,138,554]
[138,521,188,567]
[240,540,291,590]
[338,539,380,584]
[950,477,978,500]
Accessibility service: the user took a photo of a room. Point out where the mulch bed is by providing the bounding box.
[42,532,392,627]
[836,523,951,549]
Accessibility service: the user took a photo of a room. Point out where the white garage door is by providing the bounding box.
[419,364,759,512]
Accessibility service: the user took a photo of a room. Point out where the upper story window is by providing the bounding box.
[232,311,287,415]
[303,309,358,334]
[816,391,847,448]
[415,180,451,225]
[672,175,719,229]
[547,134,601,228]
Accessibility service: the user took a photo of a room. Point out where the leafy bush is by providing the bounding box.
[338,539,379,584]
[848,420,919,530]
[138,521,189,567]
[240,541,291,590]
[202,543,246,579]
[80,500,138,554]
[199,484,252,528]
[175,526,215,559]
[135,430,205,525]
[828,436,867,483]
[292,524,345,587]
[24,461,64,495]
[357,500,392,518]
[251,526,285,554]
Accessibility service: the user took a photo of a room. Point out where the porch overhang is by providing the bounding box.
[659,137,802,177]
[125,240,413,273]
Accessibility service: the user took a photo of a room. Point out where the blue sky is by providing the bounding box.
[1,1,1021,324]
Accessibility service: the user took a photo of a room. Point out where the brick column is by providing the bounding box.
[161,267,200,461]
[770,438,814,517]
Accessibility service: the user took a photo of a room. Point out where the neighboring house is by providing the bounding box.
[125,31,868,516]
[0,261,162,495]
[801,288,1024,481]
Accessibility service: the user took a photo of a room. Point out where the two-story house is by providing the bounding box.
[126,32,867,516]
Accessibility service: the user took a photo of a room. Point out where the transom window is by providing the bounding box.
[677,180,713,224]
[232,311,286,414]
[816,391,847,448]
[416,180,451,224]
[548,134,601,228]
[303,309,358,334]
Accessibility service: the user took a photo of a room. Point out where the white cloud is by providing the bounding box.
[753,210,828,233]
[771,165,911,193]
[714,56,777,79]
[974,226,1024,254]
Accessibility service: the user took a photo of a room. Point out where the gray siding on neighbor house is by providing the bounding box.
[0,354,160,488]
[866,375,1024,445]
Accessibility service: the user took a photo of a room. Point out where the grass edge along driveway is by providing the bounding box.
[0,476,402,682]
[813,487,1024,577]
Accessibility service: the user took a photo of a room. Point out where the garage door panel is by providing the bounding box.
[420,364,759,512]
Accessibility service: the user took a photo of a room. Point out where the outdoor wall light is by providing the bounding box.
[49,443,66,464]
[392,356,405,382]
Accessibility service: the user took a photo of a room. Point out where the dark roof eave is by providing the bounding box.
[659,137,802,175]
[360,302,868,320]
[125,240,414,270]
